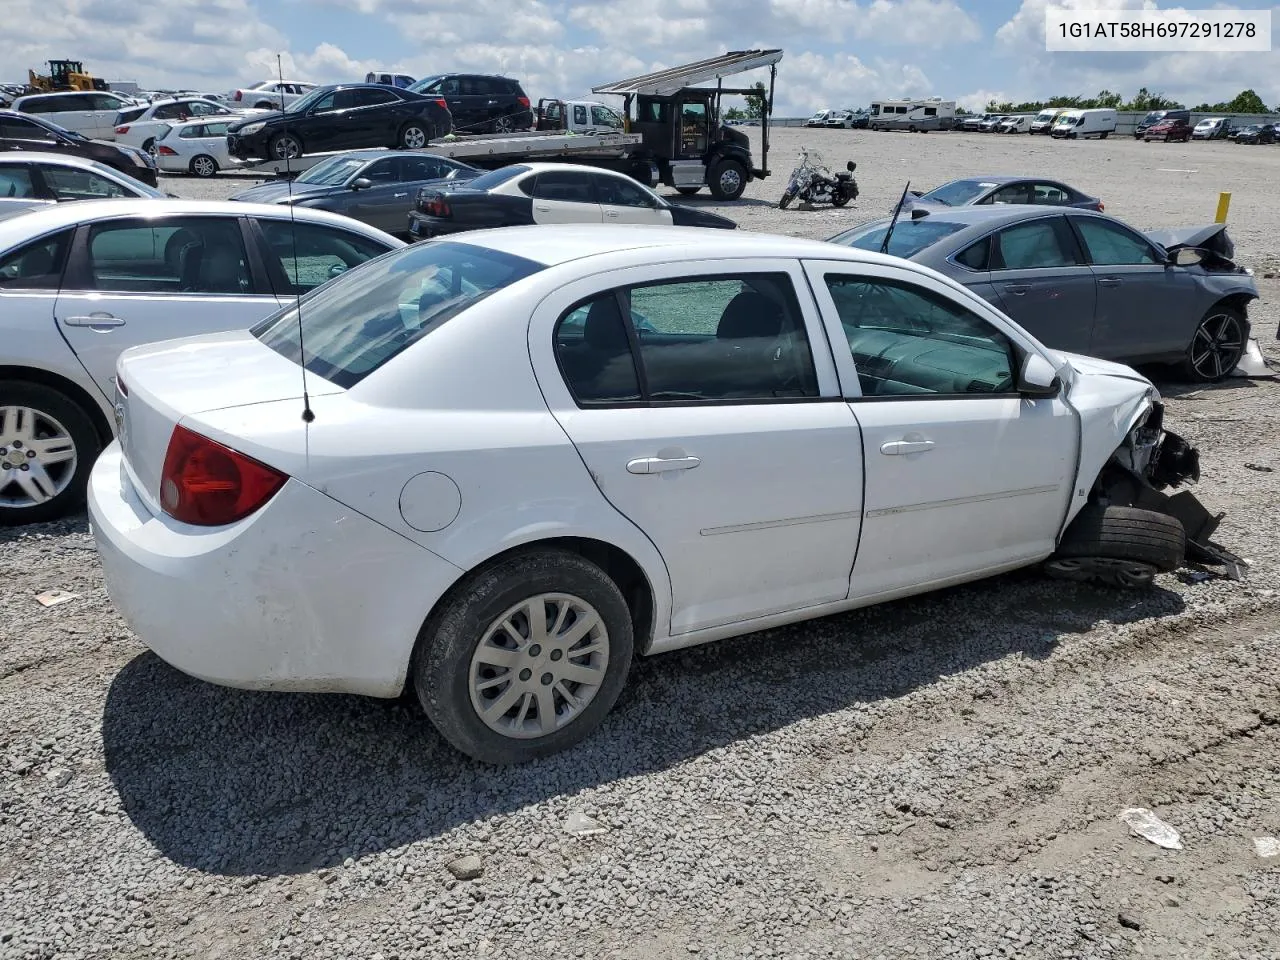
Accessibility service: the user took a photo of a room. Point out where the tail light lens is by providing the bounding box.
[1097,201,1105,211]
[234,90,242,101]
[425,195,450,217]
[156,145,178,156]
[115,125,129,134]
[432,98,447,109]
[517,96,530,109]
[160,424,287,526]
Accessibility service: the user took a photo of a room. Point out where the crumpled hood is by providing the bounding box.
[229,110,285,131]
[230,180,340,204]
[1144,223,1233,259]
[1056,350,1154,387]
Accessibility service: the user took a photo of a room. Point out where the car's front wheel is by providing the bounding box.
[0,383,100,526]
[1045,505,1185,588]
[414,549,634,764]
[1184,305,1246,382]
[269,133,302,160]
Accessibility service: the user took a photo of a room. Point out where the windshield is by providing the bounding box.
[253,241,544,388]
[296,156,367,185]
[1141,111,1165,124]
[916,179,993,207]
[1034,112,1054,122]
[407,75,444,95]
[461,165,530,191]
[284,86,329,114]
[827,218,968,259]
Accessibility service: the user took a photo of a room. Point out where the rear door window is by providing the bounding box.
[0,164,39,199]
[992,219,1079,270]
[532,170,596,202]
[85,217,253,294]
[0,229,73,289]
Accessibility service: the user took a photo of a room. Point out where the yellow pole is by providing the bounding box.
[1214,192,1231,223]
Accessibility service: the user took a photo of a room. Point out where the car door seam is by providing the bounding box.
[700,509,863,537]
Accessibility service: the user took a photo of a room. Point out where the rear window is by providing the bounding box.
[117,107,147,124]
[916,179,992,207]
[463,164,530,191]
[827,218,968,259]
[252,241,544,388]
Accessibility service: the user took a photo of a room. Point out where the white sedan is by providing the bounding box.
[89,226,1219,764]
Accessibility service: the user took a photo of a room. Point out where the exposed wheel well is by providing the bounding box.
[402,536,657,697]
[1208,293,1254,318]
[0,366,112,447]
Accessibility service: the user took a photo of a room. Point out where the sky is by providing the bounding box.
[2,0,1277,116]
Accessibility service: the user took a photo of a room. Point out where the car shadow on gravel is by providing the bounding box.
[102,568,1183,877]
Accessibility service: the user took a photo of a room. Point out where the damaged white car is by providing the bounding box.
[88,227,1240,764]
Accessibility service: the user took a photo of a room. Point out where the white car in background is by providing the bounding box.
[151,118,236,177]
[113,97,264,152]
[0,152,165,212]
[10,90,137,139]
[85,225,1215,765]
[231,81,316,110]
[0,198,405,524]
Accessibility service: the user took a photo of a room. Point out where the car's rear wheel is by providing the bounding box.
[0,383,99,526]
[1184,305,1246,382]
[1045,505,1185,588]
[253,101,275,110]
[269,133,302,160]
[399,122,428,149]
[413,548,634,764]
[189,154,219,178]
[676,186,701,196]
[708,159,747,200]
[141,137,156,156]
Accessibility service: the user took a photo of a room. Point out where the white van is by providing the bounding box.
[997,115,1033,133]
[1030,107,1068,134]
[1050,108,1117,140]
[11,90,136,140]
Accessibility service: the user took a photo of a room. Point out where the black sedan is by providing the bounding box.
[225,84,453,162]
[406,162,737,240]
[230,150,479,239]
[904,175,1103,213]
[0,110,159,186]
[1234,124,1277,145]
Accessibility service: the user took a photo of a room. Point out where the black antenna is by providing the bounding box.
[277,54,314,423]
[879,181,912,256]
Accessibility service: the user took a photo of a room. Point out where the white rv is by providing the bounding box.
[868,97,956,132]
[1050,108,1117,140]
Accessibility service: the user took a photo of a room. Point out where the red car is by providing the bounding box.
[1144,118,1192,142]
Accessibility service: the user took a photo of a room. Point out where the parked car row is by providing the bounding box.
[0,110,159,185]
[805,109,870,129]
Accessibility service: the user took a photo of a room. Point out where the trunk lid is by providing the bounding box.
[115,330,342,512]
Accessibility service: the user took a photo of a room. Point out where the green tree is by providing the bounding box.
[1225,89,1267,113]
[744,81,769,120]
[723,106,746,121]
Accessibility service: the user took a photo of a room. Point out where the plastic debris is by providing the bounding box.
[1117,808,1183,850]
[1229,338,1274,378]
[35,591,79,608]
[1176,570,1213,585]
[1253,837,1280,858]
[563,810,609,837]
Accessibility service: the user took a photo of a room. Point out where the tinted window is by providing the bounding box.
[465,165,530,191]
[554,295,643,403]
[399,156,451,180]
[593,174,655,207]
[19,97,56,114]
[824,276,1016,397]
[573,105,588,126]
[0,117,53,140]
[89,95,123,111]
[188,100,225,116]
[1075,218,1161,265]
[532,170,595,202]
[0,164,37,199]
[993,220,1076,270]
[953,237,990,271]
[257,220,392,294]
[354,88,397,107]
[153,103,187,120]
[0,229,73,288]
[919,179,994,206]
[988,183,1034,205]
[87,218,252,294]
[40,166,131,201]
[117,107,147,125]
[254,241,542,388]
[829,219,968,259]
[1032,183,1071,204]
[462,77,493,96]
[362,158,398,182]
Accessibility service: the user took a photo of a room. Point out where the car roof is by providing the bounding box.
[863,204,1107,231]
[510,162,637,177]
[0,151,123,173]
[441,223,915,270]
[0,198,397,251]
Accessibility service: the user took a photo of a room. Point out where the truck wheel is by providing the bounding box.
[676,186,701,196]
[1045,506,1185,588]
[708,159,747,200]
[0,381,100,526]
[1099,132,1109,139]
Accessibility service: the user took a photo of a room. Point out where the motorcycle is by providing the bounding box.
[778,149,858,209]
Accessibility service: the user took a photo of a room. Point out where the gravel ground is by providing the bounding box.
[3,128,1280,960]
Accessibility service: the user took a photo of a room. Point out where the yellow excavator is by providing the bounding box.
[26,60,110,93]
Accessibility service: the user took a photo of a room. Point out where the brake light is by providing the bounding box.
[432,98,447,109]
[160,424,287,526]
[517,96,530,109]
[156,145,177,156]
[424,195,450,217]
[234,90,242,101]
[115,125,129,134]
[1097,201,1105,211]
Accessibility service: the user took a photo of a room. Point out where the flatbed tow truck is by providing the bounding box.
[232,49,781,201]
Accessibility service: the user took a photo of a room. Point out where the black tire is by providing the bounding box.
[708,159,747,200]
[676,186,701,196]
[188,154,219,178]
[399,122,429,149]
[1183,305,1246,383]
[778,190,794,210]
[141,138,155,155]
[831,192,850,207]
[1099,132,1109,139]
[0,381,101,526]
[1047,505,1185,587]
[490,114,514,134]
[253,101,275,110]
[269,133,302,161]
[413,548,634,764]
[908,125,917,133]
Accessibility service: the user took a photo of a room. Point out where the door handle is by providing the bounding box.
[63,313,124,328]
[1098,277,1121,287]
[1004,283,1031,295]
[880,440,935,456]
[393,192,407,198]
[535,204,551,211]
[627,456,701,475]
[605,210,619,218]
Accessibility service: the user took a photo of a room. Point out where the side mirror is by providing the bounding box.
[846,160,856,172]
[1018,352,1061,397]
[350,177,373,191]
[1170,247,1203,266]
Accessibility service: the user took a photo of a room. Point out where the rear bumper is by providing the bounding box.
[88,443,464,697]
[406,212,472,240]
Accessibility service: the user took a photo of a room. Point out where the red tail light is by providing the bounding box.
[160,425,287,526]
[1097,201,1105,211]
[517,96,530,109]
[425,195,450,217]
[432,98,447,109]
[115,125,129,134]
[234,90,243,101]
[156,145,178,156]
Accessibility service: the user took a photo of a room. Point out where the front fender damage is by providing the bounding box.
[1091,400,1247,579]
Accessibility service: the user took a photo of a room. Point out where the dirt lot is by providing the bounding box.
[2,128,1279,960]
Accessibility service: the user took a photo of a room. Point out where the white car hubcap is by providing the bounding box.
[0,406,77,508]
[468,593,609,739]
